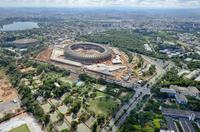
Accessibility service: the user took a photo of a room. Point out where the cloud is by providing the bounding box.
[0,0,200,8]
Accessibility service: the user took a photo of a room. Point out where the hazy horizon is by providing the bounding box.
[0,0,200,9]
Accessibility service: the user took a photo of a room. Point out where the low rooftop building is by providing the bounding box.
[178,70,190,77]
[184,70,200,80]
[112,55,122,64]
[195,75,200,81]
[170,85,200,97]
[162,108,200,121]
[175,93,188,105]
[160,88,176,95]
[144,44,152,52]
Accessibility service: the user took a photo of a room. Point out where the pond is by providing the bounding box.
[0,22,39,31]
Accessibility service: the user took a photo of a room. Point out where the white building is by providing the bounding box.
[184,70,200,80]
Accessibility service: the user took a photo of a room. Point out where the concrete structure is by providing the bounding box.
[175,93,188,105]
[184,70,200,80]
[85,64,126,76]
[112,55,122,64]
[161,85,200,105]
[170,85,200,97]
[162,108,197,132]
[162,108,200,121]
[142,64,151,73]
[144,44,152,52]
[64,42,112,64]
[178,70,191,77]
[13,39,38,48]
[160,88,176,97]
[195,75,200,81]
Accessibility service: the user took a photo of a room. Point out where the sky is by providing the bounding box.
[0,0,200,8]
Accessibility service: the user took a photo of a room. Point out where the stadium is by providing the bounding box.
[13,39,38,48]
[64,42,112,64]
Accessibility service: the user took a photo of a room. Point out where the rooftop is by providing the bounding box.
[162,108,200,119]
[13,39,38,45]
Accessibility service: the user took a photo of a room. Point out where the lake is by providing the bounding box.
[0,22,39,31]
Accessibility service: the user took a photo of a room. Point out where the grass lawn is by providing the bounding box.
[88,92,121,117]
[96,91,106,97]
[9,124,30,132]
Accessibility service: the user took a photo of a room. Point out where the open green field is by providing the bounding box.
[88,91,121,117]
[9,124,30,132]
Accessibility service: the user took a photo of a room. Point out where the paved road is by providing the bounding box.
[106,86,148,131]
[102,55,173,132]
[115,86,150,127]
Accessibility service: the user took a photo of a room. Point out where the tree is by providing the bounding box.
[50,105,56,113]
[137,55,144,68]
[142,125,155,132]
[79,113,88,122]
[44,114,50,125]
[63,95,73,105]
[97,114,105,125]
[0,113,12,122]
[71,121,78,130]
[58,113,64,121]
[70,100,81,114]
[149,65,156,75]
[61,129,69,132]
[92,122,97,132]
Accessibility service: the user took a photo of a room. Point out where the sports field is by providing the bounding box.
[9,124,30,132]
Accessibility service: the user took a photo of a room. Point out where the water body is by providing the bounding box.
[0,22,39,31]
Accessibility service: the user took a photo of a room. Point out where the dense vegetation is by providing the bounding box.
[78,29,147,53]
[187,61,200,70]
[0,48,70,125]
[119,97,166,132]
[78,29,169,60]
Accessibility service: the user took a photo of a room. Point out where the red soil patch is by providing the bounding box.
[36,48,53,62]
[0,70,18,102]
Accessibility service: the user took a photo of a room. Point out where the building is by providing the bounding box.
[175,93,188,105]
[195,75,200,81]
[184,70,200,80]
[13,39,39,48]
[160,88,176,97]
[178,70,190,77]
[144,44,152,52]
[160,130,175,132]
[162,108,197,132]
[162,108,200,121]
[112,55,122,64]
[64,42,112,64]
[170,85,200,97]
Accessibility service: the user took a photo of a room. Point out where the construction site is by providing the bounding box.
[0,70,21,118]
[37,41,155,87]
